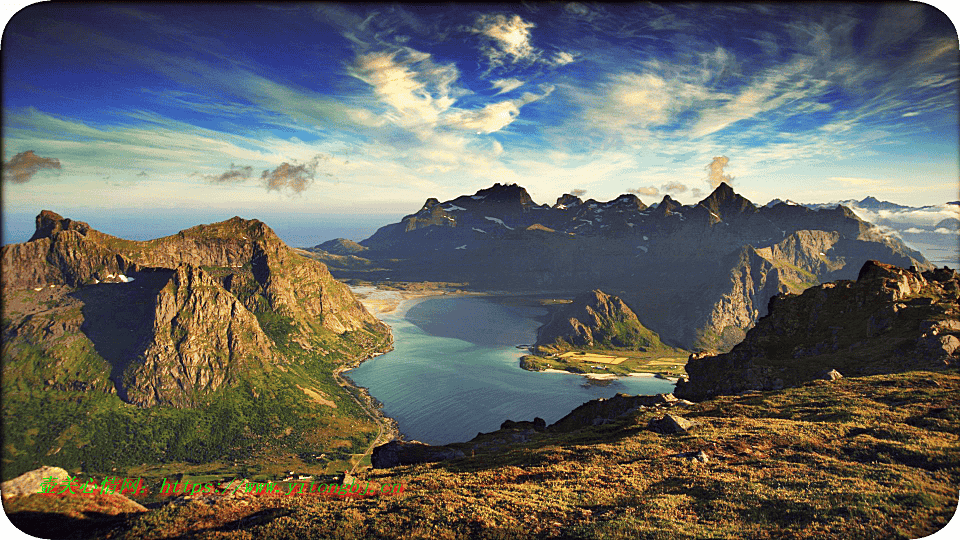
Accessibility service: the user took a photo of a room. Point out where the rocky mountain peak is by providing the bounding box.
[697,182,757,220]
[29,210,93,241]
[473,183,536,210]
[534,289,664,351]
[555,193,583,208]
[610,193,647,210]
[421,198,441,211]
[651,195,682,217]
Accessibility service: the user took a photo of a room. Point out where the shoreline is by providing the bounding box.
[539,367,678,383]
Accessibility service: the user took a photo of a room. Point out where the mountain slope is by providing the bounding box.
[534,289,666,351]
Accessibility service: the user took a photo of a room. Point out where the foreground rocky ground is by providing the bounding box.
[4,369,958,539]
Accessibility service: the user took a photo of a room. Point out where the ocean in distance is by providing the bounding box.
[345,293,676,445]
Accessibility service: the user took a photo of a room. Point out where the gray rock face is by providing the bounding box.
[122,264,275,407]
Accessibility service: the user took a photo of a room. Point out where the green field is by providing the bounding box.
[520,348,689,377]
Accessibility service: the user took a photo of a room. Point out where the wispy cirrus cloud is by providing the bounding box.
[349,48,459,129]
[491,78,524,94]
[445,86,554,134]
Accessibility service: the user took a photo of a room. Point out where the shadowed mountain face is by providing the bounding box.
[307,182,931,351]
[70,270,174,403]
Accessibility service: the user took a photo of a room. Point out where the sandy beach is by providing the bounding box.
[349,285,449,316]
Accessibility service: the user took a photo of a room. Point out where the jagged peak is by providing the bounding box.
[473,183,535,206]
[29,210,93,242]
[657,195,682,212]
[606,193,647,210]
[555,193,583,209]
[697,182,757,218]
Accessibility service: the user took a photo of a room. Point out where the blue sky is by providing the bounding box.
[2,2,959,244]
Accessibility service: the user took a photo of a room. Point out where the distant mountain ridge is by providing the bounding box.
[308,182,930,351]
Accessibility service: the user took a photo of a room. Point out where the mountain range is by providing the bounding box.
[308,182,931,351]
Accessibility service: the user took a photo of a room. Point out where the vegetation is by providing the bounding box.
[6,369,957,539]
[520,349,688,378]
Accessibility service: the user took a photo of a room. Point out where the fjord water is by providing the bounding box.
[346,293,676,445]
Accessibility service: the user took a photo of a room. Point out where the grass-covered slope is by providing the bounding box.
[7,369,956,539]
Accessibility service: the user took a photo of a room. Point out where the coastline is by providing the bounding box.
[334,284,459,454]
[538,367,679,383]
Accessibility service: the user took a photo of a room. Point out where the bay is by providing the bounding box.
[345,293,676,445]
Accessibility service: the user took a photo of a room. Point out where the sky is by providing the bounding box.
[2,2,959,246]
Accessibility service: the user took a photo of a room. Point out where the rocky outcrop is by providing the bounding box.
[675,261,960,401]
[1,228,140,289]
[122,264,275,407]
[534,290,666,351]
[0,466,72,500]
[372,441,466,468]
[648,414,699,434]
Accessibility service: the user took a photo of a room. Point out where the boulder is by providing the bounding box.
[500,417,547,431]
[1,466,72,500]
[816,369,843,381]
[648,414,699,435]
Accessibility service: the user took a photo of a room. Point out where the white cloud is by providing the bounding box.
[445,86,554,134]
[470,14,539,67]
[629,186,659,196]
[551,51,576,66]
[491,78,524,94]
[349,49,459,129]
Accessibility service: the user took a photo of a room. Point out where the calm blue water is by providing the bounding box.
[345,295,676,445]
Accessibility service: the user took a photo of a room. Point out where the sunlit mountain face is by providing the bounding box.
[2,3,958,241]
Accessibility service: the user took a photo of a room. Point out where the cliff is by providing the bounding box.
[122,264,275,407]
[675,261,960,401]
